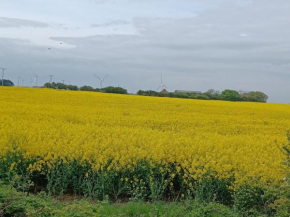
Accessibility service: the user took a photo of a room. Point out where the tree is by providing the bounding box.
[101,86,127,94]
[137,90,145,95]
[221,89,240,101]
[0,79,14,86]
[54,83,67,90]
[137,90,159,96]
[66,85,78,91]
[79,86,94,91]
[43,82,53,88]
[173,93,188,99]
[206,89,220,95]
[196,94,210,100]
[241,91,268,103]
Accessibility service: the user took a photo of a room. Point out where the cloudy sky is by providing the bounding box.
[0,0,290,103]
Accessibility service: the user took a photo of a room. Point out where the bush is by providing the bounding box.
[233,184,276,215]
[0,184,101,217]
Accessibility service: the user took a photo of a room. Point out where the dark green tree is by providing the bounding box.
[43,82,53,88]
[137,90,145,95]
[204,90,221,100]
[221,89,241,101]
[79,86,94,91]
[0,79,14,86]
[101,86,127,94]
[241,91,268,103]
[66,85,78,91]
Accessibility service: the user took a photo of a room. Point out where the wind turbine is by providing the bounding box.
[157,75,167,91]
[94,74,109,88]
[0,67,7,86]
[29,78,34,87]
[33,73,39,87]
[48,75,54,84]
[30,67,45,87]
[18,76,24,86]
[32,73,46,87]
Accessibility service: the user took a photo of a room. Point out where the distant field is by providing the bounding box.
[0,87,290,201]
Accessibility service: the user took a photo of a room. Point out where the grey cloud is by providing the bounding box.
[1,0,290,103]
[92,20,130,27]
[0,17,49,28]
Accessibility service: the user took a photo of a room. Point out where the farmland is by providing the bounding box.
[1,87,290,215]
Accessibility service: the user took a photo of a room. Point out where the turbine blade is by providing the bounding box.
[94,74,101,80]
[103,74,109,80]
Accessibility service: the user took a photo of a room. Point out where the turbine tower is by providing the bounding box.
[18,76,24,86]
[32,73,45,87]
[157,75,167,91]
[94,74,109,88]
[29,78,34,87]
[48,75,54,84]
[0,67,7,86]
[33,73,39,87]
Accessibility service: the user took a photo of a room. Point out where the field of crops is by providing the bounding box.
[1,87,290,201]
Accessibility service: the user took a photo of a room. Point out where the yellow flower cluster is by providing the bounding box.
[0,87,289,186]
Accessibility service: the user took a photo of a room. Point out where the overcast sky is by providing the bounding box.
[0,0,290,103]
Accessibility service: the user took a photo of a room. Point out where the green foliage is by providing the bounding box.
[99,201,240,217]
[1,156,235,203]
[66,85,78,91]
[0,79,14,86]
[43,82,77,90]
[99,86,127,94]
[194,177,233,204]
[221,89,240,101]
[233,184,276,216]
[0,184,100,217]
[196,94,210,100]
[0,184,240,217]
[138,89,267,103]
[137,90,160,96]
[44,83,128,95]
[241,91,268,102]
[173,93,189,99]
[79,85,94,91]
[204,90,222,100]
[268,132,290,216]
[2,135,290,216]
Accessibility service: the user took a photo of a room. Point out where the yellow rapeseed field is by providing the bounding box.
[1,87,290,191]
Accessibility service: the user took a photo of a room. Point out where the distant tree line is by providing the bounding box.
[1,79,268,102]
[137,89,268,103]
[43,82,127,94]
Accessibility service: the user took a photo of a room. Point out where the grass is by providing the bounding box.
[0,184,240,217]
